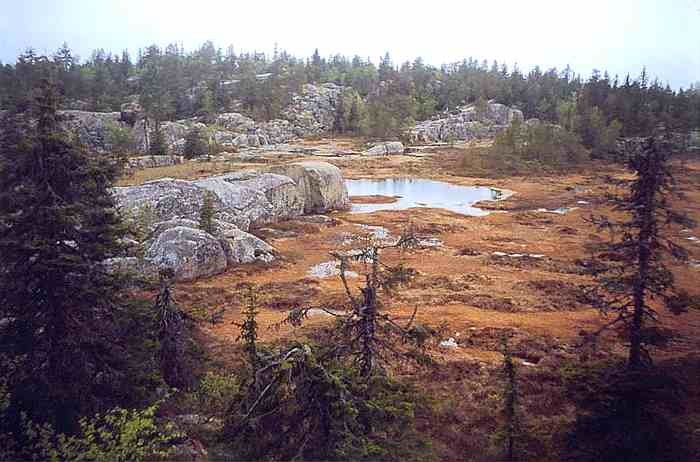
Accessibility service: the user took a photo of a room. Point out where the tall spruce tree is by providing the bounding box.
[0,79,127,431]
[585,133,697,369]
[567,132,699,461]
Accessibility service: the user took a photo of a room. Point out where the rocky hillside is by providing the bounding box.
[406,102,524,144]
[63,83,346,155]
[109,161,348,281]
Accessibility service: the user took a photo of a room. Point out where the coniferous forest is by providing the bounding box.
[1,42,699,140]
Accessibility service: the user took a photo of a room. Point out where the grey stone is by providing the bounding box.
[127,155,184,169]
[270,161,349,213]
[213,219,276,265]
[144,226,228,281]
[363,141,405,156]
[407,102,524,144]
[114,179,219,225]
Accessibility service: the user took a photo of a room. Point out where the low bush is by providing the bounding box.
[459,119,589,176]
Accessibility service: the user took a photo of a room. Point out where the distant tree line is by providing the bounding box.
[1,42,699,141]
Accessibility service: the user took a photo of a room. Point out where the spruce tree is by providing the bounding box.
[585,132,697,369]
[0,79,128,431]
[568,132,699,461]
[184,126,209,159]
[149,119,168,156]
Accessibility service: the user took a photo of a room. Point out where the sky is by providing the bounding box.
[0,0,698,89]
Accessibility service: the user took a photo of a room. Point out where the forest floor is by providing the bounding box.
[134,139,700,460]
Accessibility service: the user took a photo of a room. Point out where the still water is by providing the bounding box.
[345,178,506,216]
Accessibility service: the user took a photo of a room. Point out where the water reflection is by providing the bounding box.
[346,178,504,216]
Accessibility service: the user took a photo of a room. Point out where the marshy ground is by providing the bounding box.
[132,139,700,459]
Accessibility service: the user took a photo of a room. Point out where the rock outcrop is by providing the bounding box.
[112,162,348,281]
[144,226,228,281]
[407,102,524,144]
[193,171,305,227]
[213,219,276,265]
[127,155,184,169]
[113,179,219,225]
[133,218,275,281]
[13,83,349,156]
[270,161,349,213]
[59,110,122,152]
[363,141,405,156]
[282,83,344,136]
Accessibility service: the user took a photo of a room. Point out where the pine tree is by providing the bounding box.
[236,284,260,375]
[0,79,128,431]
[148,119,168,156]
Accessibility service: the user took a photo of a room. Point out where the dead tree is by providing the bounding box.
[282,230,429,378]
[155,269,188,389]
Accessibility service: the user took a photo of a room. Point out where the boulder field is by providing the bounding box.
[111,161,349,281]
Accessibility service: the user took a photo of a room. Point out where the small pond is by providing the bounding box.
[346,178,508,216]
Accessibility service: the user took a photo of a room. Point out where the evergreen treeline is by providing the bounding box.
[1,42,699,138]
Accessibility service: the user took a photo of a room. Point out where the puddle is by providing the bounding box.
[346,178,509,216]
[492,251,545,258]
[534,207,579,215]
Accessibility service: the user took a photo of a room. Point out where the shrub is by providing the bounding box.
[23,405,183,462]
[181,372,240,419]
[459,119,589,176]
[224,343,433,461]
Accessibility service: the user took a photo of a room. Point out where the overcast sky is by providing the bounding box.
[0,0,698,89]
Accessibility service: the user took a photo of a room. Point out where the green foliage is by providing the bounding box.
[121,203,159,242]
[578,105,622,159]
[182,372,240,419]
[460,119,588,175]
[224,344,432,461]
[3,43,700,138]
[0,80,130,431]
[106,121,135,159]
[235,285,260,372]
[155,271,189,389]
[195,87,215,123]
[148,120,168,156]
[23,405,183,462]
